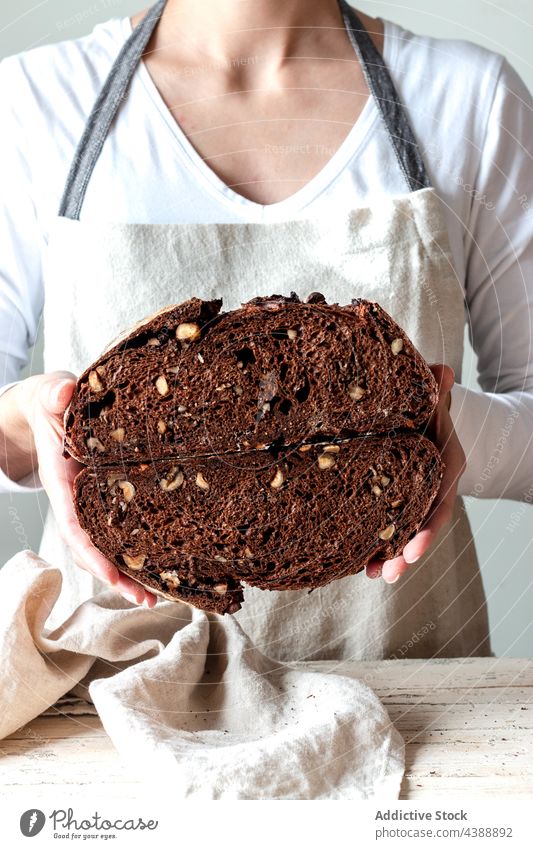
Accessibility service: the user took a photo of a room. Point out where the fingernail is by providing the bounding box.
[388,574,401,583]
[404,554,421,564]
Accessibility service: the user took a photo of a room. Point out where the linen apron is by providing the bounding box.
[41,0,492,659]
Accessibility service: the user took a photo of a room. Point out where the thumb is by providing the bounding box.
[40,373,77,415]
[440,364,455,395]
[429,363,455,399]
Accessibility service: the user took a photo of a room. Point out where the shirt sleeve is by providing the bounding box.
[450,57,533,500]
[0,57,45,494]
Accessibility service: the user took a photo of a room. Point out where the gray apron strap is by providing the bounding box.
[59,0,430,220]
[58,0,166,220]
[339,0,430,192]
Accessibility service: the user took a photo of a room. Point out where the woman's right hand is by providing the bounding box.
[13,372,157,607]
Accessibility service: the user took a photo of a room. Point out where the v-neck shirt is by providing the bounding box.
[124,13,385,221]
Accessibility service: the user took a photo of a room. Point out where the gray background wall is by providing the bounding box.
[1,0,532,656]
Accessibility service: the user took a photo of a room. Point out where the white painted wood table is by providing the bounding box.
[2,657,532,799]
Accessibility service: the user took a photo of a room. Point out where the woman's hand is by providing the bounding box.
[7,373,157,607]
[365,364,466,583]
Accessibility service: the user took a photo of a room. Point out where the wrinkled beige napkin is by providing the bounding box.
[0,552,405,799]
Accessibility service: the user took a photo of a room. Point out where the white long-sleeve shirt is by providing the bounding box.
[1,13,532,500]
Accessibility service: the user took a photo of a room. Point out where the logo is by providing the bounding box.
[20,810,46,837]
[18,806,159,838]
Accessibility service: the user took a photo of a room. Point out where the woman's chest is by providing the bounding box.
[140,54,372,205]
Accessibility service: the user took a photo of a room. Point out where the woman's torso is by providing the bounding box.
[1,7,497,657]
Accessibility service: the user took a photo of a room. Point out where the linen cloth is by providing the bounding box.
[0,551,405,800]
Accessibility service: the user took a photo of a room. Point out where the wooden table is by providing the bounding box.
[2,657,532,799]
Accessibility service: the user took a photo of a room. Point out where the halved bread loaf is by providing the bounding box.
[65,293,443,613]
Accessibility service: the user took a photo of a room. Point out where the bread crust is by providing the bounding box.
[65,294,443,612]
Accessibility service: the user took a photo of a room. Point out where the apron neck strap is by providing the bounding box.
[58,0,166,220]
[339,0,430,193]
[59,0,429,220]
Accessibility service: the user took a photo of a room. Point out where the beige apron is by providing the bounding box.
[40,0,491,659]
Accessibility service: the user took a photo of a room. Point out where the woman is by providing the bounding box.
[0,0,531,659]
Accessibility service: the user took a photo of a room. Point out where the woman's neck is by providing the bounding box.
[135,0,374,71]
[160,0,343,61]
[130,1,384,204]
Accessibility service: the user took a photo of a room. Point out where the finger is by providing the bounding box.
[32,375,159,611]
[402,475,449,564]
[47,463,120,583]
[403,465,456,563]
[429,363,455,398]
[115,572,151,605]
[35,420,119,585]
[402,496,454,564]
[381,554,409,583]
[72,557,119,591]
[403,484,457,562]
[35,374,77,421]
[70,532,120,585]
[44,380,76,416]
[120,591,157,608]
[116,572,157,607]
[75,554,156,606]
[427,366,454,436]
[144,591,158,608]
[403,527,432,564]
[127,587,157,608]
[30,374,155,599]
[401,498,454,564]
[47,494,120,585]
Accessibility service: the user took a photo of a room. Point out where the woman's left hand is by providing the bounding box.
[365,363,466,583]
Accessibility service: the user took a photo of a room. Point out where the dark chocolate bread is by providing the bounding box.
[66,293,444,613]
[64,294,438,463]
[73,434,443,614]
